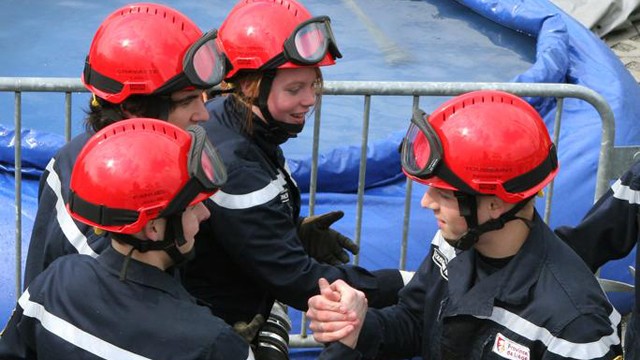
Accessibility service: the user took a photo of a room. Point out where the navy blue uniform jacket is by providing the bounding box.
[321,212,622,359]
[23,131,109,288]
[0,247,252,360]
[556,160,640,358]
[182,96,404,325]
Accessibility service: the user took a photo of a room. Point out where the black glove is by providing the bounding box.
[233,314,265,344]
[297,211,360,265]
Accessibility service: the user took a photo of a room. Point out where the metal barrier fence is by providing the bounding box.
[0,77,626,349]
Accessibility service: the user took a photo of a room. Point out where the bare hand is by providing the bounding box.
[307,278,368,347]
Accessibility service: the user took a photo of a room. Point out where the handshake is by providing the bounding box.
[306,278,368,349]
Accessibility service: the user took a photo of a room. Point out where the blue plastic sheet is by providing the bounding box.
[2,0,640,357]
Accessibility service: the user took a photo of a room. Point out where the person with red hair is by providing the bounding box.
[183,1,410,358]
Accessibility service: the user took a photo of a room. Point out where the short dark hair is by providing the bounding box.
[84,95,172,133]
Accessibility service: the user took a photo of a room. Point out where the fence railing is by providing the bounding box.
[0,77,629,348]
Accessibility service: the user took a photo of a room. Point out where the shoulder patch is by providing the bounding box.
[432,247,449,280]
[492,332,530,360]
[430,230,456,280]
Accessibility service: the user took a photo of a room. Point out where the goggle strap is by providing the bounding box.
[257,53,288,71]
[328,41,343,60]
[68,190,139,227]
[153,72,199,96]
[437,165,480,196]
[503,144,558,193]
[159,177,203,218]
[428,144,557,197]
[83,59,124,95]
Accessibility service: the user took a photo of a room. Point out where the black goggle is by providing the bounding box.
[401,108,490,195]
[259,16,342,71]
[155,30,228,94]
[401,109,444,179]
[160,124,227,217]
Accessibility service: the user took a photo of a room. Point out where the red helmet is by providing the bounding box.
[68,118,226,234]
[218,0,342,78]
[401,90,559,203]
[82,3,226,104]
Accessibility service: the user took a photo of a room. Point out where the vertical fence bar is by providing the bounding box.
[399,95,421,270]
[14,92,23,298]
[298,97,324,339]
[400,177,412,270]
[308,96,322,217]
[65,92,72,142]
[353,95,371,266]
[543,97,564,224]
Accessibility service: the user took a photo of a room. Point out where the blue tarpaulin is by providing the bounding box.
[1,0,639,357]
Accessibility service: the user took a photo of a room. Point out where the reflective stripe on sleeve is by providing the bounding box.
[211,172,287,210]
[611,178,640,204]
[18,289,151,360]
[481,306,621,359]
[45,159,98,257]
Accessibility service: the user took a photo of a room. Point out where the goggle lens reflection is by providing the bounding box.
[192,39,225,85]
[294,23,329,62]
[401,110,444,178]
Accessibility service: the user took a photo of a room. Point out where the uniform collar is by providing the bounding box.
[225,95,282,160]
[444,211,546,317]
[97,246,195,300]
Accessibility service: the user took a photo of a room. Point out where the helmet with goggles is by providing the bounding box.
[218,0,342,79]
[82,3,227,104]
[401,90,558,203]
[67,118,227,235]
[401,90,558,251]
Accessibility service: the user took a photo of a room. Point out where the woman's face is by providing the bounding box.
[266,67,319,125]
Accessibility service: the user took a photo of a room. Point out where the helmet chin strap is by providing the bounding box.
[257,70,304,145]
[163,214,195,267]
[445,193,534,251]
[112,213,193,281]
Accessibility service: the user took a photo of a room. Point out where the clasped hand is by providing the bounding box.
[306,278,368,349]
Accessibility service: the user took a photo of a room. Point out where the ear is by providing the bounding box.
[486,196,507,219]
[142,219,163,241]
